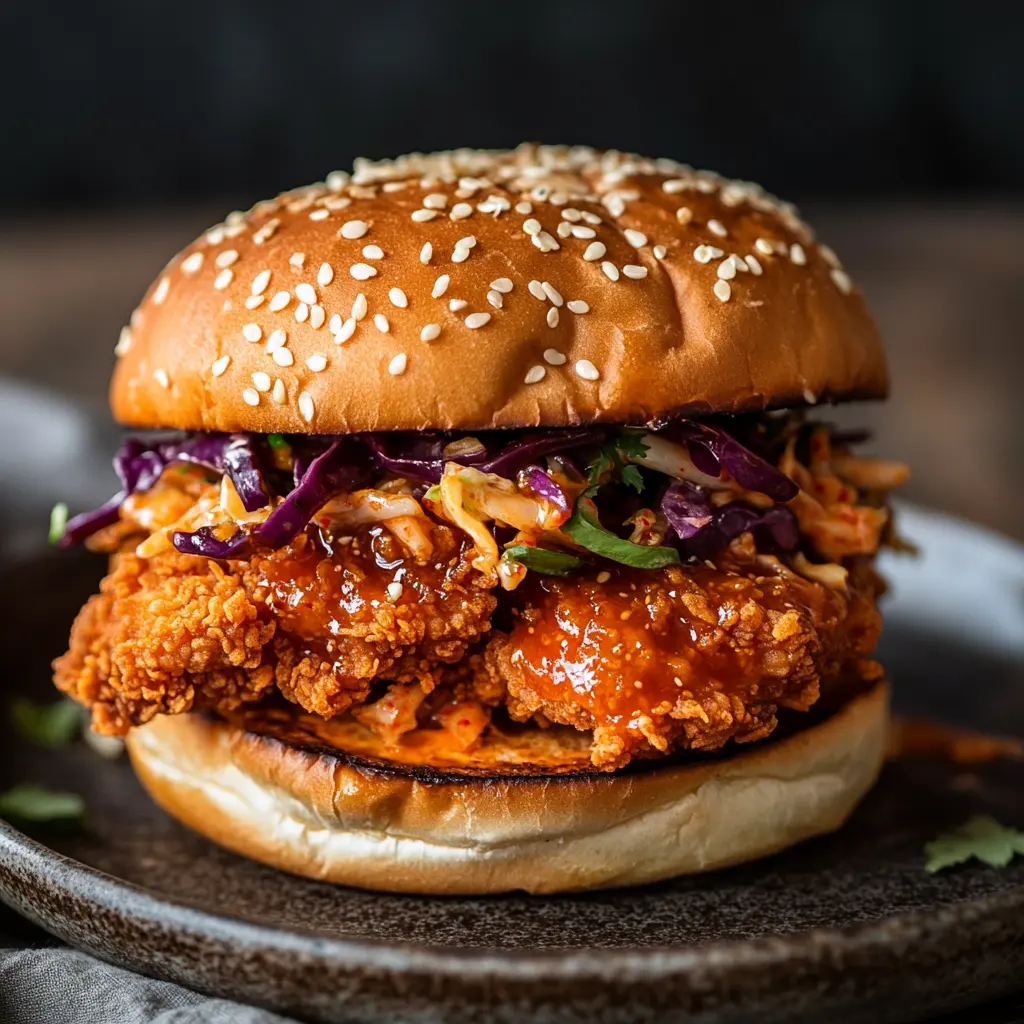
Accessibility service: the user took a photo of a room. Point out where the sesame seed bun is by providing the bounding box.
[124,680,889,895]
[110,145,887,433]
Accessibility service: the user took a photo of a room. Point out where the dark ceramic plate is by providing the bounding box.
[1,504,1023,1024]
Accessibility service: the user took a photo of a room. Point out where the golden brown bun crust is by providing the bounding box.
[110,146,887,433]
[125,681,889,895]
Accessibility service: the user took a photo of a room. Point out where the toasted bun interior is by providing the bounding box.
[110,145,887,434]
[126,682,889,894]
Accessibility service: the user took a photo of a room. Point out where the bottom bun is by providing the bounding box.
[126,682,889,895]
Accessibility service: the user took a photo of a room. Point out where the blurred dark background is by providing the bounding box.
[0,0,1022,542]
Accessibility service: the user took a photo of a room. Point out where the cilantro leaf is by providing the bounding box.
[620,464,645,494]
[502,545,585,576]
[615,430,650,461]
[924,815,1024,873]
[12,699,82,749]
[0,785,85,824]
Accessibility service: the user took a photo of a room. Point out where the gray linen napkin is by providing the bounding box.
[0,949,298,1023]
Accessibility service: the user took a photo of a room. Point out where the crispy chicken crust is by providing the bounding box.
[54,525,496,734]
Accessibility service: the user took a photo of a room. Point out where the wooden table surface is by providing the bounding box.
[1,202,1022,541]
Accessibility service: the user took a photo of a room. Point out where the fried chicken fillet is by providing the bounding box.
[53,524,497,735]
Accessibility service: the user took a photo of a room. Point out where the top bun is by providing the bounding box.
[110,145,887,434]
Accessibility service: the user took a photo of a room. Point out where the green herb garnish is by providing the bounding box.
[564,497,680,569]
[12,699,82,749]
[48,503,68,545]
[925,815,1024,873]
[502,545,585,576]
[584,432,649,496]
[266,433,289,451]
[0,785,85,824]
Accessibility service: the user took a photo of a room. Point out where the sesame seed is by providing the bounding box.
[266,329,287,352]
[831,268,853,294]
[215,249,239,268]
[527,280,547,301]
[514,201,532,214]
[575,359,600,381]
[452,247,470,264]
[295,283,317,305]
[244,295,264,309]
[420,242,432,264]
[309,304,326,329]
[273,346,295,366]
[306,354,327,372]
[570,225,596,239]
[242,388,260,406]
[732,255,750,272]
[544,348,567,365]
[386,581,404,602]
[567,299,589,314]
[350,263,377,280]
[561,208,582,222]
[546,307,559,328]
[423,193,447,209]
[340,220,369,239]
[269,291,291,311]
[662,178,688,193]
[272,379,286,404]
[211,355,230,377]
[583,241,606,261]
[789,243,807,266]
[746,255,763,275]
[411,209,437,222]
[581,211,602,225]
[456,235,477,250]
[622,264,648,279]
[524,365,546,384]
[295,302,309,323]
[624,229,647,248]
[388,353,408,375]
[213,269,234,290]
[298,391,315,423]
[653,245,667,259]
[557,222,573,238]
[754,238,773,256]
[362,245,384,260]
[465,312,491,329]
[334,317,356,344]
[242,323,262,342]
[708,220,728,238]
[535,232,560,251]
[374,313,390,333]
[487,290,503,309]
[114,326,133,356]
[540,282,563,306]
[450,203,472,220]
[309,208,329,221]
[490,278,514,294]
[252,371,271,392]
[154,368,170,388]
[449,297,467,310]
[596,570,611,584]
[676,207,693,225]
[523,218,541,236]
[717,259,736,281]
[432,274,450,298]
[601,261,620,281]
[384,287,407,310]
[153,277,170,304]
[317,263,334,287]
[819,244,841,269]
[352,293,368,320]
[289,252,305,269]
[181,252,204,274]
[714,280,732,302]
[252,269,271,295]
[694,246,711,263]
[420,323,441,342]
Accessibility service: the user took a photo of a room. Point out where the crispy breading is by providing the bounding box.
[478,555,882,769]
[55,525,496,733]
